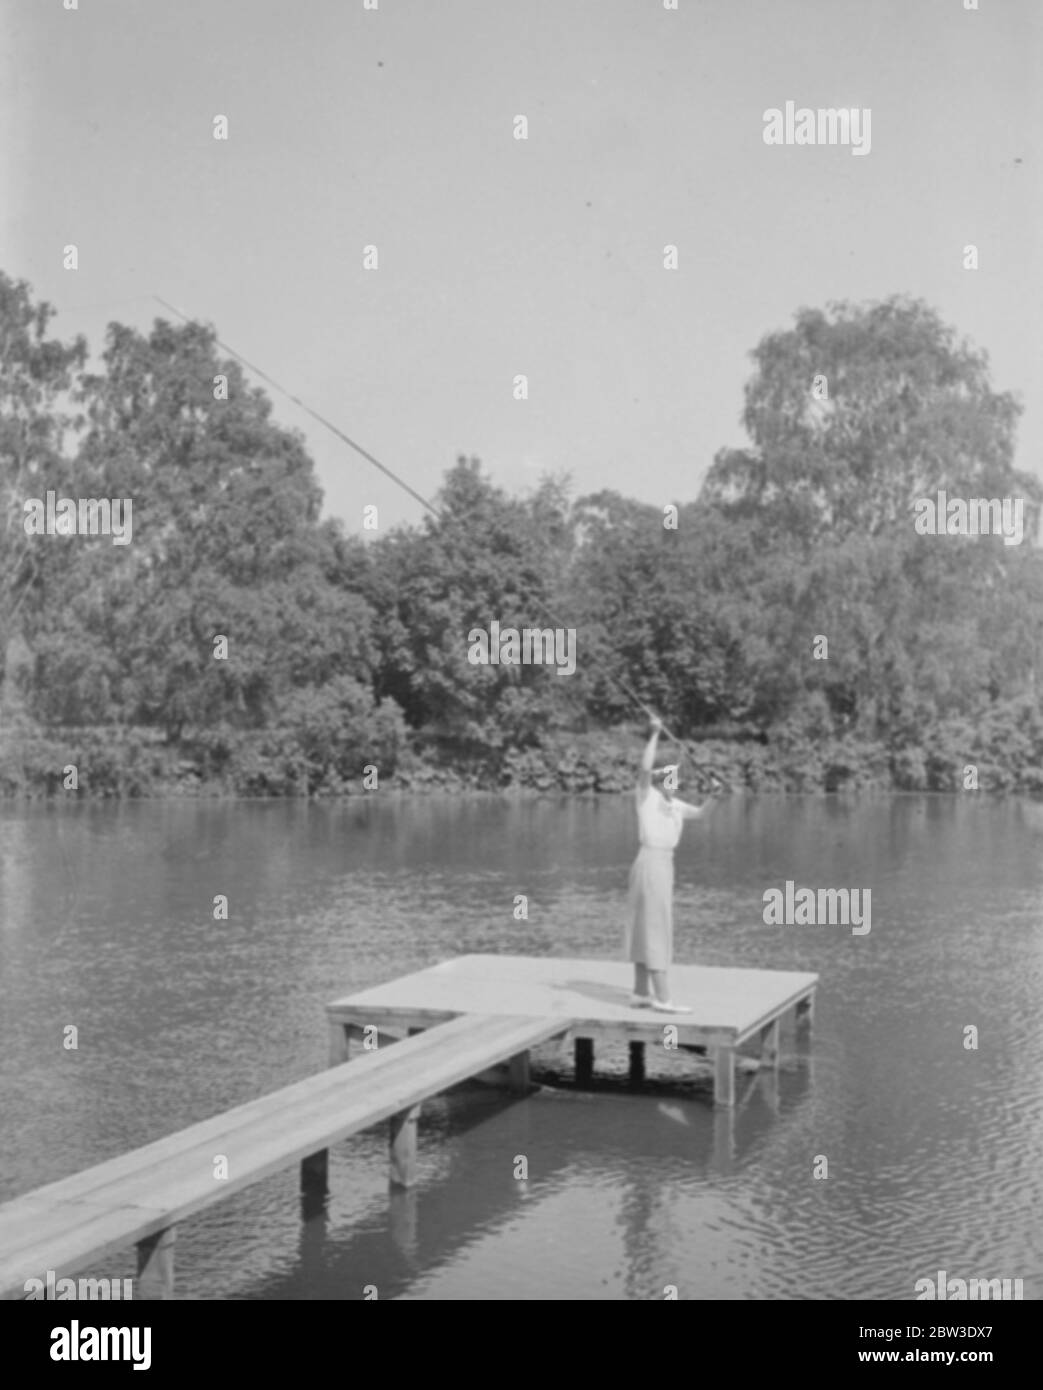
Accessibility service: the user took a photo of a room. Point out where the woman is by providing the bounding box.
[626,715,716,1012]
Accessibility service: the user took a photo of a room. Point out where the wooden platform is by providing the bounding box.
[1,953,817,1300]
[327,954,818,1107]
[0,1011,567,1301]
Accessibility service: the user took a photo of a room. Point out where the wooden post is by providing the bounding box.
[574,1037,594,1087]
[756,1063,780,1114]
[389,1187,419,1258]
[328,1020,352,1065]
[300,1148,328,1196]
[628,1041,646,1087]
[389,1104,420,1188]
[759,1018,780,1069]
[713,1047,735,1107]
[508,1050,531,1093]
[136,1226,175,1301]
[711,1101,735,1175]
[297,1190,329,1257]
[406,1027,427,1119]
[796,992,815,1030]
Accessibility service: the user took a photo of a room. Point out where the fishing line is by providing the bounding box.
[152,296,720,789]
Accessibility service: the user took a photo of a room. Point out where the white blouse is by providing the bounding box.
[636,786,685,850]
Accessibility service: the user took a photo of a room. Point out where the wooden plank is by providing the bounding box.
[326,1006,457,1032]
[333,1010,739,1049]
[0,1199,174,1301]
[560,1021,738,1048]
[0,1011,568,1299]
[15,1013,565,1213]
[328,955,818,1041]
[2,955,820,1299]
[733,982,821,1046]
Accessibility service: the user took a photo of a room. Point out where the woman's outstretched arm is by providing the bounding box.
[637,715,662,795]
[677,774,724,819]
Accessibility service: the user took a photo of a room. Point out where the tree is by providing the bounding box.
[22,313,377,738]
[0,273,86,679]
[697,296,1042,745]
[363,457,579,756]
[703,296,1038,545]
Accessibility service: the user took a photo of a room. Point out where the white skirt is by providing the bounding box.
[624,845,674,970]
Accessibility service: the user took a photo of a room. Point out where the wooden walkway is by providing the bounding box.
[0,1011,567,1301]
[328,954,818,1107]
[1,953,817,1300]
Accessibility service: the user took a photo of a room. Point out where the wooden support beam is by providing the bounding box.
[406,1028,426,1117]
[328,1021,351,1066]
[389,1104,420,1188]
[574,1037,594,1087]
[759,1018,780,1069]
[297,1191,329,1251]
[796,992,815,1030]
[756,1065,780,1113]
[300,1148,328,1196]
[713,1048,735,1108]
[136,1225,175,1301]
[711,1102,735,1175]
[0,1011,572,1301]
[628,1041,646,1087]
[388,1188,419,1259]
[329,1021,373,1066]
[508,1050,531,1093]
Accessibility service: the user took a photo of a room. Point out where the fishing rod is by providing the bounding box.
[153,296,724,793]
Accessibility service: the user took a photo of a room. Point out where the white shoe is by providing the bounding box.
[651,998,692,1014]
[629,993,654,1008]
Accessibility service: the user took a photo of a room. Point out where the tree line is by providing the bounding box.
[2,270,1041,796]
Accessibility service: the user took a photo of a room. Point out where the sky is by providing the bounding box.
[2,0,1040,534]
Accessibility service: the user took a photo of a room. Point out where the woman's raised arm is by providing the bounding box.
[637,715,663,795]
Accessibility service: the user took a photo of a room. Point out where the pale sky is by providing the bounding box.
[3,0,1039,533]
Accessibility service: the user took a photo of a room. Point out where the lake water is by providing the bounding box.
[1,793,1040,1301]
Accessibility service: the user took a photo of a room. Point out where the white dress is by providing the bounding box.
[624,788,685,970]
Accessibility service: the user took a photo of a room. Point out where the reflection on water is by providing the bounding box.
[0,794,1040,1299]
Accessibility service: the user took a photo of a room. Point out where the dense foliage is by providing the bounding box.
[2,272,1041,795]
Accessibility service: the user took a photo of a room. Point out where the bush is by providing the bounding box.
[0,726,169,798]
[277,678,407,792]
